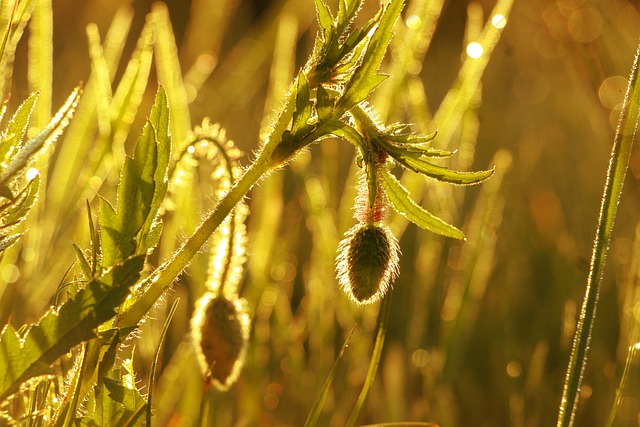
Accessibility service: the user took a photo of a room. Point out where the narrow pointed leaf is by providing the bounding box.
[0,87,80,186]
[316,85,333,120]
[72,243,93,280]
[0,91,39,164]
[338,0,404,111]
[398,155,494,185]
[381,170,464,239]
[292,73,312,132]
[0,255,145,402]
[1,174,40,227]
[100,87,170,265]
[315,0,334,37]
[304,325,356,427]
[137,87,170,254]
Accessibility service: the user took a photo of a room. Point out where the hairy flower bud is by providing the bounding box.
[336,223,400,304]
[191,293,250,391]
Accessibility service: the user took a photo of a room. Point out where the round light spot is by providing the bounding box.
[598,76,627,109]
[406,15,422,30]
[25,168,39,181]
[506,360,522,378]
[88,175,103,190]
[568,7,603,43]
[1,264,20,283]
[491,14,507,29]
[466,42,483,59]
[411,349,430,368]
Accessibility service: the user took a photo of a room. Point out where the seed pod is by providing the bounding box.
[336,223,400,304]
[191,293,250,391]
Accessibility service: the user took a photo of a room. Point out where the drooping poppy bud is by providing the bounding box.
[191,293,250,391]
[336,223,399,304]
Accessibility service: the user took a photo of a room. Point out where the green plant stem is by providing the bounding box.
[116,147,273,329]
[557,42,640,427]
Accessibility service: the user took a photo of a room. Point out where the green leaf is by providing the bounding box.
[0,174,40,228]
[397,155,494,185]
[0,233,21,254]
[136,86,170,254]
[0,255,144,402]
[0,87,81,187]
[100,87,171,266]
[304,325,356,427]
[0,91,39,164]
[292,73,312,132]
[337,0,405,111]
[110,19,154,150]
[152,3,191,147]
[79,377,146,427]
[381,170,464,239]
[316,85,333,120]
[72,242,93,280]
[314,0,334,39]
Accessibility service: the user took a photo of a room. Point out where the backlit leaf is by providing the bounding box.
[0,255,144,402]
[381,169,464,239]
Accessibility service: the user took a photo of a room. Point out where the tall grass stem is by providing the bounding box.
[556,41,640,427]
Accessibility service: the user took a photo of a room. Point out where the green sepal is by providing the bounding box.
[380,169,464,239]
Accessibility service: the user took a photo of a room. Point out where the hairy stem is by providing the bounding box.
[116,147,273,329]
[557,43,640,427]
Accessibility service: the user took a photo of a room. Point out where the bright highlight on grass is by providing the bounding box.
[491,14,507,29]
[25,167,39,181]
[405,15,421,30]
[466,42,484,59]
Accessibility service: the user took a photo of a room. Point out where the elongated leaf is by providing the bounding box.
[100,87,170,265]
[79,377,146,427]
[110,19,154,153]
[152,3,190,149]
[315,0,334,38]
[316,85,333,120]
[0,255,144,402]
[558,42,640,427]
[28,0,53,129]
[398,155,494,185]
[304,325,356,427]
[338,0,405,111]
[381,169,464,239]
[86,23,113,137]
[0,91,39,164]
[292,73,312,132]
[0,87,80,186]
[137,87,170,254]
[0,174,39,228]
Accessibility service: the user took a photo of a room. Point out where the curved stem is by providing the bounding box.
[116,148,273,329]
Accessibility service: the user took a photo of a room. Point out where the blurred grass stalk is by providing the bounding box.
[557,41,640,427]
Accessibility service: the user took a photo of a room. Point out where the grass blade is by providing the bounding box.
[304,324,357,427]
[556,42,640,427]
[147,298,180,427]
[346,294,391,427]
